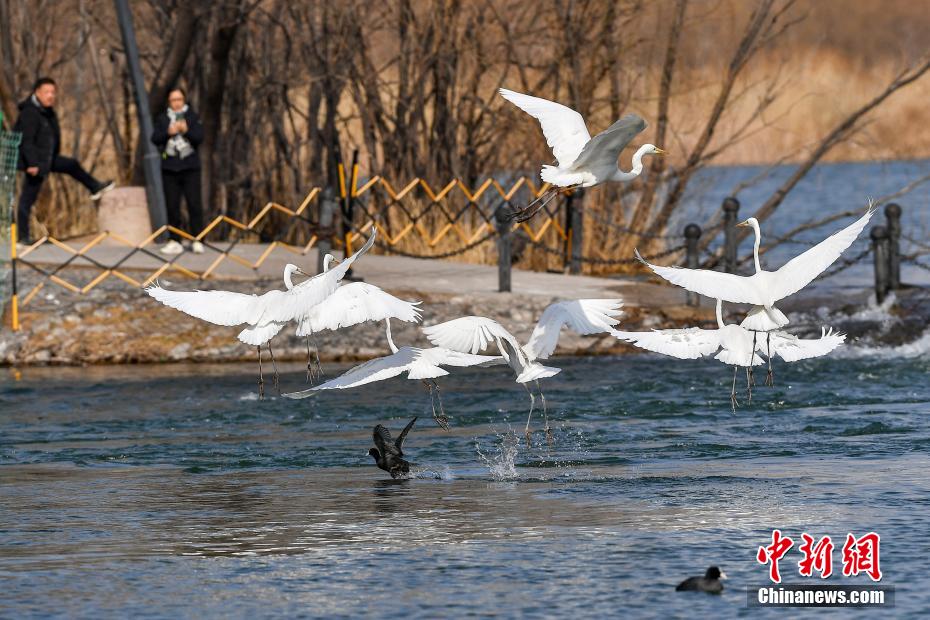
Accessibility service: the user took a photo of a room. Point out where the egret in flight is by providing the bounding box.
[614,300,845,410]
[146,231,377,397]
[422,299,623,444]
[296,253,421,382]
[636,206,872,382]
[499,88,663,222]
[284,319,499,430]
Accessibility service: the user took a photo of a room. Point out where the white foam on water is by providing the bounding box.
[848,292,899,323]
[238,392,261,401]
[839,326,930,360]
[475,430,520,481]
[804,292,930,359]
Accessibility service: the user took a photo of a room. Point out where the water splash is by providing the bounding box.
[475,430,520,480]
[410,465,455,480]
[839,326,930,360]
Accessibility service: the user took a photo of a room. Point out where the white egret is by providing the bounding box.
[422,299,623,444]
[145,231,377,397]
[613,300,845,410]
[283,319,499,430]
[296,253,422,382]
[636,206,873,381]
[499,88,663,221]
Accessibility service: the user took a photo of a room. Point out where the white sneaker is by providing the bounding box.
[191,240,205,254]
[160,240,184,255]
[90,181,116,201]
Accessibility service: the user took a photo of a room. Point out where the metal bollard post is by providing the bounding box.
[496,206,512,293]
[884,202,901,290]
[871,226,890,304]
[684,223,702,307]
[722,197,740,274]
[569,190,584,275]
[316,187,336,274]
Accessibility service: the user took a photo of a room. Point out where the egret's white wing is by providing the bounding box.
[636,250,767,305]
[768,208,874,300]
[146,285,267,326]
[764,327,846,362]
[421,316,522,360]
[570,115,647,172]
[614,328,722,360]
[283,347,418,398]
[298,282,421,335]
[423,348,501,368]
[499,88,591,168]
[524,299,624,360]
[262,230,377,324]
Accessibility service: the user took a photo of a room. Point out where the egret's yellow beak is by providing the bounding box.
[736,220,750,228]
[295,267,313,277]
[654,147,667,155]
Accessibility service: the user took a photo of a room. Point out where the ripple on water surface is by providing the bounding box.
[1,355,929,617]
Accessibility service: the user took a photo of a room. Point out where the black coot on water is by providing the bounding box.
[676,566,727,593]
[369,417,417,478]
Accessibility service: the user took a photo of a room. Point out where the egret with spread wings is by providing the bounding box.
[284,319,499,430]
[145,231,377,397]
[614,300,845,410]
[636,206,872,383]
[422,299,623,445]
[499,88,663,222]
[296,253,421,383]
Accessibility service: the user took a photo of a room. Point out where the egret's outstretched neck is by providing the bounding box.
[612,145,652,182]
[715,299,724,329]
[283,266,295,290]
[323,254,334,273]
[630,144,651,175]
[384,319,398,353]
[751,221,762,273]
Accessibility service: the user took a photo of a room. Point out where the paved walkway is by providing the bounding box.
[3,239,684,307]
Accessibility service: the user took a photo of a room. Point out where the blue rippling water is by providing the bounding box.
[2,351,929,618]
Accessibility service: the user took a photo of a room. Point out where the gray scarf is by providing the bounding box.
[166,105,194,159]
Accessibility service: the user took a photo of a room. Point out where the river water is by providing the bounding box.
[2,350,929,617]
[3,158,930,617]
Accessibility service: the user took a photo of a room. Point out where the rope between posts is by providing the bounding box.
[516,230,684,265]
[902,254,930,274]
[367,228,498,259]
[901,233,930,252]
[583,208,682,240]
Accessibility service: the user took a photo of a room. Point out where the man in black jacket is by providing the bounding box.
[14,77,114,243]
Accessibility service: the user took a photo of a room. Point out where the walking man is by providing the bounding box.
[14,77,114,244]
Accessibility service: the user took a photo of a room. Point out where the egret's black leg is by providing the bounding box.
[513,187,572,223]
[267,342,281,394]
[746,366,753,405]
[523,383,536,447]
[423,380,435,420]
[765,332,774,387]
[311,334,324,380]
[431,380,450,430]
[730,366,739,412]
[305,336,315,383]
[537,380,552,447]
[748,331,757,387]
[257,345,265,400]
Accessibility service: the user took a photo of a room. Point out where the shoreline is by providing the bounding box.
[2,266,927,367]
